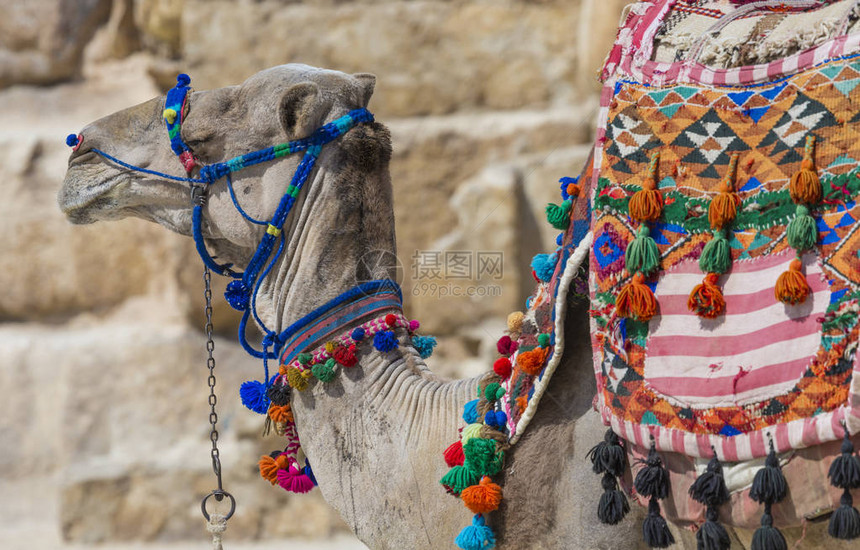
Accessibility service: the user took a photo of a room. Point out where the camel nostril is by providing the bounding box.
[66,133,83,152]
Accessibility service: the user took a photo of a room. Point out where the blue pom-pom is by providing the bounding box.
[455,514,496,550]
[494,410,507,427]
[176,73,191,86]
[412,335,437,359]
[484,410,498,426]
[559,176,578,201]
[224,280,250,311]
[556,233,564,246]
[303,460,318,486]
[239,380,269,414]
[65,134,79,148]
[351,327,366,341]
[463,399,479,424]
[373,330,398,352]
[531,253,557,282]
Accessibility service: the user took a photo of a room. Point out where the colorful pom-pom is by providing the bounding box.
[311,358,337,382]
[286,366,309,392]
[708,153,740,230]
[625,225,660,276]
[531,253,557,282]
[493,357,512,379]
[268,403,293,423]
[484,382,504,402]
[258,455,280,484]
[332,344,358,367]
[176,73,191,86]
[699,229,731,275]
[496,335,517,356]
[517,347,549,376]
[224,280,250,311]
[408,319,420,332]
[455,514,496,550]
[461,477,503,514]
[444,440,466,467]
[560,176,579,200]
[303,459,318,486]
[441,465,480,495]
[385,313,398,327]
[461,423,484,445]
[298,353,312,365]
[789,137,821,205]
[351,327,366,341]
[506,311,524,333]
[65,133,81,148]
[688,273,726,319]
[775,258,810,305]
[239,380,269,414]
[786,205,818,251]
[463,399,480,424]
[616,272,658,321]
[629,152,663,222]
[463,438,503,477]
[373,330,398,352]
[545,200,572,230]
[537,333,551,348]
[277,464,315,494]
[412,335,437,359]
[162,108,178,124]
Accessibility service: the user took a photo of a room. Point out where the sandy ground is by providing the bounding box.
[0,478,368,550]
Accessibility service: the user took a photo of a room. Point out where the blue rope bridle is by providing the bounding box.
[66,74,397,367]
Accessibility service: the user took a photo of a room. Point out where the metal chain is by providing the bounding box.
[201,266,236,522]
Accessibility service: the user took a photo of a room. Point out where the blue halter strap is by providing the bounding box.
[66,73,389,364]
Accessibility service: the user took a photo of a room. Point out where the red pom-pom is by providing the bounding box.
[496,335,518,356]
[493,357,512,379]
[444,440,465,467]
[385,313,398,327]
[332,344,358,367]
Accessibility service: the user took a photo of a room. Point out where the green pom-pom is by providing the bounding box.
[463,438,504,477]
[787,205,818,251]
[537,333,551,347]
[699,229,731,274]
[311,358,337,382]
[440,465,480,494]
[625,225,660,276]
[545,200,572,230]
[298,353,313,365]
[484,382,505,402]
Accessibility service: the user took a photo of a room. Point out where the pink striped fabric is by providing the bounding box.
[605,0,860,87]
[644,252,828,407]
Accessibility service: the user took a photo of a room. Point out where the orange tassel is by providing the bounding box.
[708,154,741,229]
[789,136,821,205]
[259,454,288,484]
[687,272,726,318]
[268,403,293,423]
[517,347,550,376]
[775,258,810,305]
[616,272,658,321]
[629,152,663,222]
[461,476,503,514]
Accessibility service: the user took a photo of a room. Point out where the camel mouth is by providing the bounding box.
[58,165,125,224]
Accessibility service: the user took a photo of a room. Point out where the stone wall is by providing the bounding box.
[0,0,627,543]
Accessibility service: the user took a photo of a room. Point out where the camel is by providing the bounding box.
[58,64,855,549]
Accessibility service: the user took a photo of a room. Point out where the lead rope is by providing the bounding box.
[200,266,236,547]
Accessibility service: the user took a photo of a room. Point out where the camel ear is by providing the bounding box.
[352,73,376,108]
[279,81,326,137]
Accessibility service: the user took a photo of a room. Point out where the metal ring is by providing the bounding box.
[201,490,236,521]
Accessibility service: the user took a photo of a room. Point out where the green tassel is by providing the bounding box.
[440,465,480,494]
[787,205,818,251]
[699,229,731,274]
[311,358,337,382]
[546,200,572,230]
[463,438,504,477]
[625,225,660,276]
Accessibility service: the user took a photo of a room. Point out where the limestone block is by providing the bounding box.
[179,1,580,117]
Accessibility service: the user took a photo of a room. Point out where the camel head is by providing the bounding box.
[58,64,382,269]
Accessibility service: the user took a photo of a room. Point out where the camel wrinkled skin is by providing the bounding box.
[59,65,845,549]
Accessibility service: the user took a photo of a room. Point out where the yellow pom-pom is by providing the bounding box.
[286,366,309,392]
[325,341,336,354]
[506,311,524,333]
[162,108,177,124]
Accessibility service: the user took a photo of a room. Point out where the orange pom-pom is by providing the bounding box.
[461,476,503,514]
[259,455,280,484]
[515,395,528,413]
[616,272,658,321]
[687,273,725,318]
[708,154,740,229]
[775,258,810,305]
[629,151,663,222]
[268,403,293,423]
[790,136,821,205]
[444,440,465,467]
[517,347,549,376]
